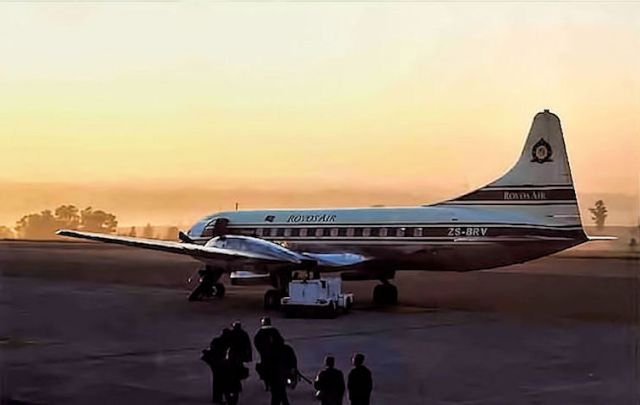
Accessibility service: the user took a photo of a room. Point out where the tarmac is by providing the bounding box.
[1,241,639,404]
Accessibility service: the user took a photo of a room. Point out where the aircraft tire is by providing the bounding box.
[373,284,398,306]
[188,287,203,301]
[387,284,398,305]
[213,283,226,298]
[264,289,282,310]
[373,284,385,305]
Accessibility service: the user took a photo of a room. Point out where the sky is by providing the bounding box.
[0,2,638,225]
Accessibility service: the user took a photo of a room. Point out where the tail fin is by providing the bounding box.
[490,109,573,188]
[441,110,582,227]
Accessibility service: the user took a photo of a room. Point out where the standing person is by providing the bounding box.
[314,355,345,405]
[202,328,231,404]
[268,342,298,405]
[219,346,246,405]
[347,353,373,405]
[229,320,253,364]
[254,316,284,391]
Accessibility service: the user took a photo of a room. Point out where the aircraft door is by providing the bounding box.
[202,218,230,237]
[212,218,229,236]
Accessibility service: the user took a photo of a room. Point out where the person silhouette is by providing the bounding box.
[347,353,372,405]
[314,355,345,405]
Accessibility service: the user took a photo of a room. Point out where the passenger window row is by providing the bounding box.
[229,227,425,238]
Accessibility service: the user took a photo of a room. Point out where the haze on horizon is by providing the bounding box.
[1,3,638,227]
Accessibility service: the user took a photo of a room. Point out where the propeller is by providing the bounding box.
[178,230,194,243]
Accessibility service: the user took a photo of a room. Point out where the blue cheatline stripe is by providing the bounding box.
[439,201,578,206]
[482,184,574,189]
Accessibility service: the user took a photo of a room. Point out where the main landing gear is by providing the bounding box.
[188,266,225,301]
[373,281,398,306]
[263,272,293,310]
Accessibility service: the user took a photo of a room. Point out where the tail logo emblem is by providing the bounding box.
[531,138,553,163]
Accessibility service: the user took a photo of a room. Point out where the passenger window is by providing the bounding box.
[362,228,371,237]
[379,228,388,237]
[397,228,405,237]
[323,228,331,237]
[291,228,299,237]
[346,228,354,237]
[330,228,339,237]
[276,228,285,237]
[414,227,423,237]
[299,228,307,237]
[256,228,263,237]
[270,228,278,237]
[315,228,323,237]
[284,228,292,237]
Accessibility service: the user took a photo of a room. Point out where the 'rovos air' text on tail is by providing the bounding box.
[439,109,583,228]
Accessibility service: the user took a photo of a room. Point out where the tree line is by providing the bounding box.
[0,204,179,240]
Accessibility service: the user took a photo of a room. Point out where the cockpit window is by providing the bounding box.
[188,216,216,237]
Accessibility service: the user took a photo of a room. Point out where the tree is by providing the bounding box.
[79,207,118,234]
[54,205,80,229]
[165,226,179,241]
[0,226,14,239]
[589,200,608,230]
[142,223,154,239]
[15,210,59,239]
[128,226,137,237]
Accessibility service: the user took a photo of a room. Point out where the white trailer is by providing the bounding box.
[280,278,354,318]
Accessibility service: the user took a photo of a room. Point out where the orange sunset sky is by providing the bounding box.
[1,3,638,226]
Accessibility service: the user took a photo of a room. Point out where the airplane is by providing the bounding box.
[57,110,613,309]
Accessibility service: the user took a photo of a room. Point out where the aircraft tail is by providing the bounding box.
[440,110,584,230]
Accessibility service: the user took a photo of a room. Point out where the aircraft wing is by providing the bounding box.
[586,235,617,241]
[56,230,285,264]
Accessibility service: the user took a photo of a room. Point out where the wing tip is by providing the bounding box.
[587,235,617,241]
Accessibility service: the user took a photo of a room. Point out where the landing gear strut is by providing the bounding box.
[188,266,225,301]
[264,272,292,310]
[373,281,398,306]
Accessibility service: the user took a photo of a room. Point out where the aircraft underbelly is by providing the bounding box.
[287,238,581,272]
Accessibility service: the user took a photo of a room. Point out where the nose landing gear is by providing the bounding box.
[188,266,225,301]
[372,281,398,306]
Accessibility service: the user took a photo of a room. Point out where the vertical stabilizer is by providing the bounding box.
[491,109,573,187]
[440,110,583,228]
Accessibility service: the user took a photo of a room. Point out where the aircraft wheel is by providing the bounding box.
[188,287,203,301]
[387,284,398,305]
[213,283,226,298]
[188,282,210,301]
[264,289,282,310]
[373,284,398,306]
